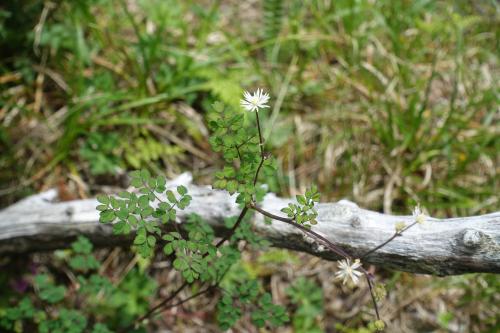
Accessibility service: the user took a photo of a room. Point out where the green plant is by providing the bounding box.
[92,89,431,331]
[0,236,117,333]
[286,277,324,333]
[79,133,122,176]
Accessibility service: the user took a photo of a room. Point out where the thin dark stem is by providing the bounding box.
[120,281,189,332]
[236,134,257,149]
[365,273,381,320]
[235,145,242,162]
[215,206,249,247]
[253,111,265,186]
[148,255,236,318]
[255,111,264,159]
[253,159,265,186]
[161,285,214,310]
[146,285,213,320]
[249,203,351,259]
[361,221,418,259]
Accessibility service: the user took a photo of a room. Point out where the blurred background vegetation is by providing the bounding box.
[0,0,498,332]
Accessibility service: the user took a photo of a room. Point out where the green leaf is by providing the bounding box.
[129,170,141,178]
[156,176,166,188]
[96,204,107,211]
[179,196,191,209]
[99,210,115,224]
[227,180,238,194]
[96,194,109,204]
[113,221,127,235]
[71,236,93,254]
[141,207,154,217]
[140,169,151,181]
[169,209,176,221]
[147,178,156,189]
[173,258,188,271]
[128,214,138,226]
[223,166,235,178]
[296,195,307,205]
[91,323,113,333]
[134,234,146,245]
[159,202,170,210]
[116,207,129,220]
[177,185,187,195]
[138,195,150,208]
[147,235,156,247]
[130,178,142,188]
[41,285,66,304]
[118,191,130,199]
[166,190,177,203]
[110,197,120,209]
[35,275,67,304]
[163,243,174,255]
[163,232,181,241]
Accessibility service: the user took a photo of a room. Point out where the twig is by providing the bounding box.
[160,285,214,311]
[119,281,189,333]
[215,207,249,247]
[361,221,418,259]
[248,203,352,260]
[365,273,381,320]
[253,111,265,186]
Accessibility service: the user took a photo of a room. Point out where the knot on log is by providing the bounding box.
[462,229,486,249]
[65,207,75,217]
[350,216,362,228]
[457,228,496,255]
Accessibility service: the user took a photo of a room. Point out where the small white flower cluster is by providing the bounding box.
[240,88,270,112]
[412,204,427,224]
[335,258,363,285]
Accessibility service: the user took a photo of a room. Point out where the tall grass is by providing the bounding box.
[0,1,497,213]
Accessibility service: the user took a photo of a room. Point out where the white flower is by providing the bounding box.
[240,88,270,112]
[412,204,427,224]
[335,258,363,285]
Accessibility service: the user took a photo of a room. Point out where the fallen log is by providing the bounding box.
[1,173,498,276]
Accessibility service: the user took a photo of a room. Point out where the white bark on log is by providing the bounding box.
[0,173,498,276]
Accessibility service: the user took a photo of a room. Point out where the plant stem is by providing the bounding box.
[256,111,264,158]
[361,221,418,259]
[253,111,265,186]
[365,273,381,320]
[148,257,235,318]
[248,203,351,259]
[215,206,249,247]
[120,281,189,332]
[161,285,215,310]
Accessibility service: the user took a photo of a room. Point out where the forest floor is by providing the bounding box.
[1,1,498,332]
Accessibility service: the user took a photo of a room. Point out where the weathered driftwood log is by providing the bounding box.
[1,174,498,276]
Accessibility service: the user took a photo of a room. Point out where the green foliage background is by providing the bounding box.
[0,0,498,332]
